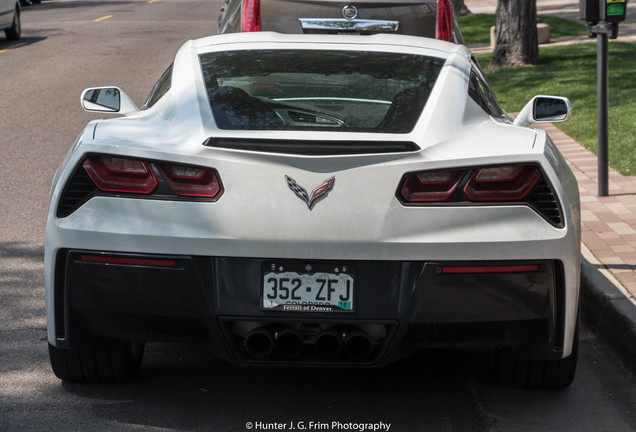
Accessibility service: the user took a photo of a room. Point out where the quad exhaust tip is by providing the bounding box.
[344,330,373,361]
[276,327,304,359]
[314,329,344,360]
[244,326,274,359]
[237,323,379,362]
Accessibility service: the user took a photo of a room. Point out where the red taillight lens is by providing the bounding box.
[83,156,157,194]
[400,170,464,202]
[441,264,540,274]
[400,165,543,204]
[464,166,541,201]
[80,254,177,267]
[241,0,261,32]
[158,164,221,198]
[435,0,453,42]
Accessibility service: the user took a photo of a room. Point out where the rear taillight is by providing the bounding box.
[242,0,261,32]
[399,165,542,203]
[400,170,464,202]
[464,166,541,201]
[435,0,453,42]
[59,156,222,217]
[82,155,221,198]
[158,163,221,198]
[83,156,158,194]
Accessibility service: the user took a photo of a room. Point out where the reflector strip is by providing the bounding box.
[441,265,540,274]
[80,255,177,267]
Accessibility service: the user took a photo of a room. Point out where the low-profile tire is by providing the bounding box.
[4,8,21,41]
[48,341,144,383]
[491,324,578,389]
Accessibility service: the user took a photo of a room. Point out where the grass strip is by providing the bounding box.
[458,14,587,45]
[475,42,636,175]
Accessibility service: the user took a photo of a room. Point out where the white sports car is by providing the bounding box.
[45,32,581,388]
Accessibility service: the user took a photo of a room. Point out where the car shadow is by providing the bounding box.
[56,345,496,430]
[0,36,47,50]
[0,241,43,262]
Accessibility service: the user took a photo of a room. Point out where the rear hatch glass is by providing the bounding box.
[200,49,444,133]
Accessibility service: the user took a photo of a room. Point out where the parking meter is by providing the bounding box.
[600,0,628,22]
[579,0,629,195]
[580,0,627,38]
[580,0,600,22]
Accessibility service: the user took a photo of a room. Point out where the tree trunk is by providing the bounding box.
[452,0,472,16]
[491,0,539,67]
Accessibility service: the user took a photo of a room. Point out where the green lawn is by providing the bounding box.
[458,14,587,45]
[475,42,636,175]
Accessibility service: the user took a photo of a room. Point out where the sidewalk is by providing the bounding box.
[539,123,636,305]
[539,124,636,375]
[463,0,636,375]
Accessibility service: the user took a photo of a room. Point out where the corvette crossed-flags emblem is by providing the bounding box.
[285,175,335,210]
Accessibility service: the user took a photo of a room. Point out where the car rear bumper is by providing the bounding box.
[51,249,568,366]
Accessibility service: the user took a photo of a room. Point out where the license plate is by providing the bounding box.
[261,263,355,312]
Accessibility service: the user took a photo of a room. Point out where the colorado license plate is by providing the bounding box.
[261,263,354,312]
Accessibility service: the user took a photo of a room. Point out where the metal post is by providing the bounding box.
[597,30,609,196]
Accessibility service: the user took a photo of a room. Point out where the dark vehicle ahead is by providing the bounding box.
[218,0,463,43]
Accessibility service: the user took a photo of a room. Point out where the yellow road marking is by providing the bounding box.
[0,42,26,53]
[93,15,112,22]
[148,0,160,3]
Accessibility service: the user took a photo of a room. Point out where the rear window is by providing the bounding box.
[199,50,444,133]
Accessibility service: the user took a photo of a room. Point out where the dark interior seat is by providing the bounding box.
[210,86,284,130]
[376,84,432,133]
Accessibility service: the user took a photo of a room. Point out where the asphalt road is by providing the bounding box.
[2,1,636,431]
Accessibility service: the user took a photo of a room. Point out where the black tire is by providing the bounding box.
[32,0,41,3]
[5,8,21,41]
[48,341,144,383]
[491,324,579,389]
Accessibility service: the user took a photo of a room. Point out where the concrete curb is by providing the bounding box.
[580,246,636,377]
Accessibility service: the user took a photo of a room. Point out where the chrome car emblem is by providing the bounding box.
[342,5,358,20]
[285,175,335,210]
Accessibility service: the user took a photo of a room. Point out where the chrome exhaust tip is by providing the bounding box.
[244,326,274,358]
[344,330,373,361]
[314,329,343,360]
[276,327,304,359]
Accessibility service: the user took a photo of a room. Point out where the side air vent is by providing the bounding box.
[526,177,563,227]
[203,137,420,155]
[57,168,98,218]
